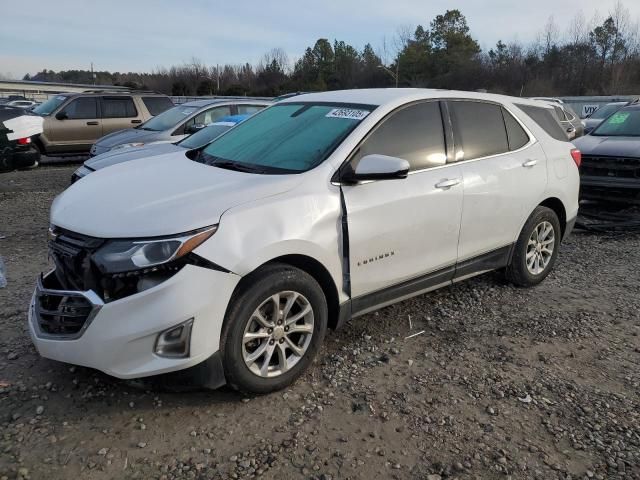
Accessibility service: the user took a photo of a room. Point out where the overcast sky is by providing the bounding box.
[2,0,639,79]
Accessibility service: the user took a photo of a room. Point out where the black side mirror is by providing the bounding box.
[341,154,410,183]
[55,111,68,120]
[186,123,206,135]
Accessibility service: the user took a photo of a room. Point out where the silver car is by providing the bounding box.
[90,99,270,156]
[73,116,248,183]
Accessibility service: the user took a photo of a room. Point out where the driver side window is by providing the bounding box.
[61,97,98,120]
[351,101,447,172]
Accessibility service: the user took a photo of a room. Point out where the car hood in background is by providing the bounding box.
[573,135,640,157]
[93,128,165,149]
[84,143,182,171]
[52,152,302,238]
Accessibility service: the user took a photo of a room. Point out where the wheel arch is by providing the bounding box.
[538,197,567,237]
[232,254,342,331]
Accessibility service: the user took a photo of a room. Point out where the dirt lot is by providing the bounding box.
[1,165,639,480]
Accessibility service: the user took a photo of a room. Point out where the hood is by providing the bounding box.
[94,128,163,148]
[84,143,182,171]
[52,151,303,238]
[573,134,640,158]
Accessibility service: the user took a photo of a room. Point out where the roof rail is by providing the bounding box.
[81,89,164,94]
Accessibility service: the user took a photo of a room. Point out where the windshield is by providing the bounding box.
[178,123,233,149]
[199,103,374,173]
[589,103,624,120]
[592,108,640,137]
[139,105,198,131]
[32,95,68,116]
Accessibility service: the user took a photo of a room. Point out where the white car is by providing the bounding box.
[29,89,580,393]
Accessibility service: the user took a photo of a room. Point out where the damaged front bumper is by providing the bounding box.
[29,265,240,381]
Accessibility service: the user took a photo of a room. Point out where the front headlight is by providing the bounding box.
[111,142,146,151]
[92,226,217,274]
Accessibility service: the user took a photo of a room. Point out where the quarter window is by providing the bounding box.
[516,104,568,142]
[352,101,447,171]
[501,108,529,151]
[449,101,509,160]
[102,97,137,118]
[61,97,97,119]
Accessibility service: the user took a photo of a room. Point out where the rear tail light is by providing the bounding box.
[570,148,581,168]
[17,137,31,145]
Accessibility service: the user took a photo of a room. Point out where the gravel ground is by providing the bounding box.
[1,165,639,480]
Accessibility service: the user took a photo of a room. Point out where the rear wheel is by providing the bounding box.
[506,206,561,287]
[220,264,327,394]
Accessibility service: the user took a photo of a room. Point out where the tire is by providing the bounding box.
[505,206,561,287]
[220,263,328,394]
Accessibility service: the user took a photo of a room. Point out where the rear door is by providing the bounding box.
[100,96,142,135]
[48,96,101,151]
[341,100,463,306]
[448,100,547,270]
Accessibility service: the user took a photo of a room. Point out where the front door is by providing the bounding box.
[340,101,463,309]
[49,96,101,152]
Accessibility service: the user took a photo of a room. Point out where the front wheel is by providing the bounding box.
[506,206,561,287]
[220,264,328,394]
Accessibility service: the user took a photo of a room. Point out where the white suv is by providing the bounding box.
[30,89,580,393]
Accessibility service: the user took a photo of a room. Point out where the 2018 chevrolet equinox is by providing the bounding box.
[29,89,580,393]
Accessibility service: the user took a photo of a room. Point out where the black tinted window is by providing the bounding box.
[353,101,446,171]
[502,108,529,150]
[142,96,173,116]
[62,97,97,119]
[516,104,568,141]
[449,101,508,160]
[102,97,137,118]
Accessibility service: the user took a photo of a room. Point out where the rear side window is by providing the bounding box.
[237,105,265,115]
[142,96,173,116]
[102,97,137,118]
[448,101,508,160]
[194,106,232,125]
[61,97,97,119]
[501,108,529,150]
[516,104,568,141]
[353,101,447,171]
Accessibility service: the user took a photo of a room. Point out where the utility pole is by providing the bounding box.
[378,65,399,88]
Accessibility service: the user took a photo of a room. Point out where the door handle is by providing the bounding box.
[131,119,142,124]
[86,121,99,126]
[435,178,461,189]
[522,159,537,168]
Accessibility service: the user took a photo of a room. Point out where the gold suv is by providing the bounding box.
[31,91,173,155]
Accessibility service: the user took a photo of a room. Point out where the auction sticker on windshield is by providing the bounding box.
[326,108,370,120]
[609,112,630,125]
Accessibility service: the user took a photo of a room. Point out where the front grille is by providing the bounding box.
[581,155,640,179]
[48,227,104,292]
[32,271,103,339]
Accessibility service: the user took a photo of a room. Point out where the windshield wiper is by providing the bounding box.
[211,160,266,173]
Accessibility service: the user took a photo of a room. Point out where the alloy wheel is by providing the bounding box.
[242,291,314,378]
[526,221,555,275]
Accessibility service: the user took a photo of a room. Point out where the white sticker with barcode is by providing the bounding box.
[326,108,369,120]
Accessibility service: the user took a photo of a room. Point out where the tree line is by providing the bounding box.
[24,4,640,97]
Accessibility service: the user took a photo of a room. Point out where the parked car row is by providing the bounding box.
[29,89,581,394]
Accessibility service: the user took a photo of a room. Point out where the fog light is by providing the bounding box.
[154,319,193,358]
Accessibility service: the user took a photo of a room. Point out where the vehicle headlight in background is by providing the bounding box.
[92,226,217,274]
[111,142,146,151]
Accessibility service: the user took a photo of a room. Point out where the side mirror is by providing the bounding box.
[55,111,68,120]
[342,154,410,183]
[186,123,206,135]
